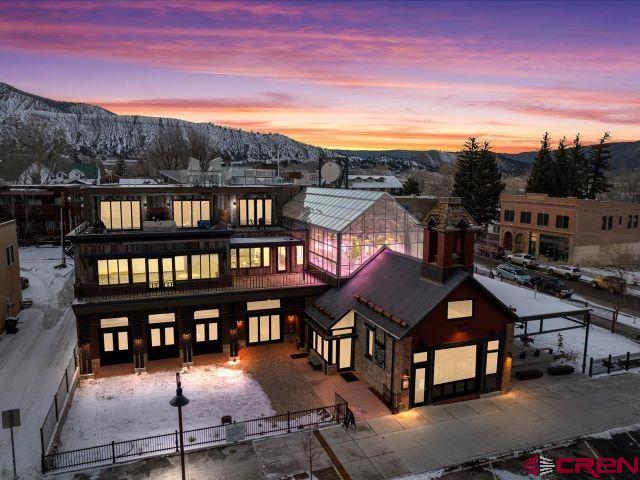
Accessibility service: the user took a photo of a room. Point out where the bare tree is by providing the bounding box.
[186,126,212,165]
[301,430,323,479]
[605,245,629,333]
[144,123,189,173]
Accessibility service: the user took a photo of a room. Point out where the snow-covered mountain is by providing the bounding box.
[0,82,324,161]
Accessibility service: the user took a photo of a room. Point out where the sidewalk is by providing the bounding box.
[319,372,640,479]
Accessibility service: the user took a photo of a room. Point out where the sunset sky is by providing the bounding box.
[1,0,639,152]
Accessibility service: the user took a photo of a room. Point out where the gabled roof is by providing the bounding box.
[283,187,385,233]
[422,197,479,230]
[68,164,100,178]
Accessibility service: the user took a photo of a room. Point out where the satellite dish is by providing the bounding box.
[321,161,341,183]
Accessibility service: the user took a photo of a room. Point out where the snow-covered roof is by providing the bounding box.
[348,175,402,190]
[118,178,159,185]
[474,274,589,320]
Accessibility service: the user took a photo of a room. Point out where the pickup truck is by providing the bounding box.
[506,253,539,268]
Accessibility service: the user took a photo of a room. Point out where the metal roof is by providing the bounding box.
[282,187,385,233]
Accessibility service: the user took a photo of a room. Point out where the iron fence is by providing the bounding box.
[40,347,79,460]
[42,402,346,473]
[588,351,640,377]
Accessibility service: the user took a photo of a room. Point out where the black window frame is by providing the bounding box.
[520,211,532,224]
[5,244,15,266]
[364,324,375,360]
[503,210,515,222]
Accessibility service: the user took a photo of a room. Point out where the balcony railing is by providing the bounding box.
[75,272,328,301]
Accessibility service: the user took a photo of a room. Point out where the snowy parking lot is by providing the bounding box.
[58,365,276,451]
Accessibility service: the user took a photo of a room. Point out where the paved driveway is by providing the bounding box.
[320,372,640,479]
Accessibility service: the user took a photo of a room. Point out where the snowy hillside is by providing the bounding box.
[0,82,324,161]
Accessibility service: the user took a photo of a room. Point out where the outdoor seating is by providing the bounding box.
[547,364,575,376]
[515,369,543,380]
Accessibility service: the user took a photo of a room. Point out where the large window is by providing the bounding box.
[230,248,269,269]
[296,245,304,265]
[238,198,273,226]
[191,254,220,279]
[173,200,210,228]
[447,300,473,319]
[485,340,500,375]
[520,211,532,224]
[131,258,146,283]
[100,201,141,230]
[433,345,477,385]
[98,259,129,285]
[277,246,287,271]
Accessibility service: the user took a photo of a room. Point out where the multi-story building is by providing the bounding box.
[1,220,22,333]
[500,193,640,265]
[68,186,521,408]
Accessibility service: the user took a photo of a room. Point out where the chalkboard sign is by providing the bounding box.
[225,422,246,443]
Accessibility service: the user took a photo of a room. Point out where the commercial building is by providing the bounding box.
[68,185,527,409]
[0,220,22,333]
[500,193,640,265]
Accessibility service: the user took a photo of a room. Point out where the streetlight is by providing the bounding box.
[170,372,189,480]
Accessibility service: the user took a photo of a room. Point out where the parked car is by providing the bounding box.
[531,275,573,298]
[548,265,581,280]
[20,276,29,289]
[476,244,505,259]
[496,264,532,285]
[590,275,626,294]
[506,253,539,268]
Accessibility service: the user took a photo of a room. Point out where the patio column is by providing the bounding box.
[501,323,515,393]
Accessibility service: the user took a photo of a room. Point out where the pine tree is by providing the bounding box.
[401,176,421,195]
[526,133,558,195]
[569,134,588,198]
[553,137,572,197]
[586,132,612,199]
[453,137,481,217]
[473,141,505,225]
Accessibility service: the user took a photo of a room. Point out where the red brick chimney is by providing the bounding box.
[421,197,480,283]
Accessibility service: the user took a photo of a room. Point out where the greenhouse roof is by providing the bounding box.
[283,187,385,232]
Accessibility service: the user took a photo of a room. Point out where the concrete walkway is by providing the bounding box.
[320,372,640,480]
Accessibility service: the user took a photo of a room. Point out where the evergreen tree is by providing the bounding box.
[569,134,588,198]
[401,176,421,195]
[115,157,126,178]
[453,137,481,216]
[553,137,572,197]
[586,132,612,199]
[474,141,505,225]
[526,133,558,195]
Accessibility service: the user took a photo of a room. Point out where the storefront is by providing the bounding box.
[99,317,133,365]
[246,299,283,345]
[147,312,179,360]
[410,338,503,406]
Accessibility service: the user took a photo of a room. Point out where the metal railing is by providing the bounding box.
[40,348,79,461]
[588,351,640,377]
[75,272,328,300]
[42,402,346,473]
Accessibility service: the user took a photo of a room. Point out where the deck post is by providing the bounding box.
[287,411,291,433]
[626,352,630,371]
[582,313,591,374]
[607,354,612,374]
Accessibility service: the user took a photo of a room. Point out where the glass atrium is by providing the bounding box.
[283,188,423,277]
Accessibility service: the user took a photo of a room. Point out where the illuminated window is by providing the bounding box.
[277,246,287,271]
[486,340,500,375]
[365,325,374,358]
[250,248,262,267]
[191,254,219,279]
[173,200,210,228]
[238,198,273,226]
[99,201,141,230]
[131,258,146,283]
[433,345,477,385]
[447,300,473,319]
[174,256,188,281]
[262,247,270,267]
[239,248,251,268]
[413,352,428,363]
[230,249,237,269]
[97,259,130,285]
[296,245,304,265]
[230,247,269,269]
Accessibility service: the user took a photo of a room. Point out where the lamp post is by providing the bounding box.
[170,372,189,480]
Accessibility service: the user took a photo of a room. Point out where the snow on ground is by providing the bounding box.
[58,364,276,451]
[515,317,640,368]
[570,294,640,328]
[0,246,76,478]
[578,266,640,297]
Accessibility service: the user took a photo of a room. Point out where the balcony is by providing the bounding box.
[75,272,328,301]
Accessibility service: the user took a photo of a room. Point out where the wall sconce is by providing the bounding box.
[401,370,410,390]
[236,320,243,329]
[287,315,296,323]
[506,351,512,358]
[134,338,142,346]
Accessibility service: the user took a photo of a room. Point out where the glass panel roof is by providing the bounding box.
[283,187,386,232]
